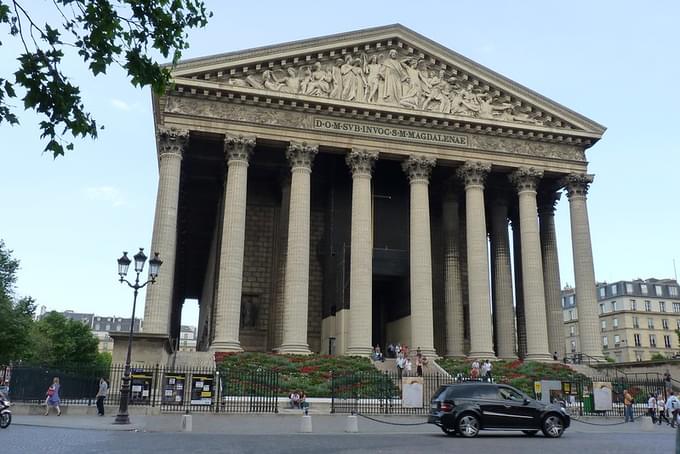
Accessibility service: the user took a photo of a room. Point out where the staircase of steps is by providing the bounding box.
[370,357,453,380]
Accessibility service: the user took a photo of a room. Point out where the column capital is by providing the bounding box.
[509,167,544,192]
[224,135,255,163]
[456,161,491,188]
[560,173,594,199]
[537,189,562,216]
[346,149,378,177]
[286,141,318,170]
[157,127,189,157]
[402,154,436,183]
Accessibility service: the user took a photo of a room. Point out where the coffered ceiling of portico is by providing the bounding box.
[160,24,605,148]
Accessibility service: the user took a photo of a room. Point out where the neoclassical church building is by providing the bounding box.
[135,25,605,363]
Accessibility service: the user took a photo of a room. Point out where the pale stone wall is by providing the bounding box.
[197,226,219,349]
[321,309,350,355]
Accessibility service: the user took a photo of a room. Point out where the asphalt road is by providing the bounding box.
[1,426,675,454]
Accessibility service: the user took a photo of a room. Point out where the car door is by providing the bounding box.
[491,386,538,429]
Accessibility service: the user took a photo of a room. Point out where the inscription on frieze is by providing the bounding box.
[313,117,469,147]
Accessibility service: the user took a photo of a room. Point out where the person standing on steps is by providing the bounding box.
[623,389,634,423]
[44,377,61,416]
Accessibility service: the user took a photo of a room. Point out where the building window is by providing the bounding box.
[599,287,606,298]
[663,319,669,330]
[633,316,639,328]
[650,334,657,347]
[648,318,655,329]
[569,310,576,321]
[634,334,641,347]
[613,318,619,328]
[602,336,608,348]
[570,326,576,337]
[660,302,667,312]
[673,303,680,313]
[612,301,618,311]
[645,300,652,311]
[95,323,100,330]
[614,335,621,347]
[631,299,637,311]
[655,285,664,296]
[601,320,607,331]
[641,284,649,295]
[600,303,607,314]
[665,335,672,348]
[105,324,110,331]
[636,352,643,361]
[570,341,577,353]
[677,319,680,330]
[626,283,634,294]
[670,287,679,297]
[610,284,618,295]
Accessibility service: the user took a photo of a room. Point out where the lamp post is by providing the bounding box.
[114,248,162,425]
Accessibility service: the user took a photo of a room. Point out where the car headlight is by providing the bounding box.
[560,407,568,415]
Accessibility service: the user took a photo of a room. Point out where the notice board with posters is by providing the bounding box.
[162,374,186,404]
[130,369,153,404]
[190,374,214,405]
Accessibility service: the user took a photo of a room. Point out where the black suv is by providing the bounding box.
[428,382,570,438]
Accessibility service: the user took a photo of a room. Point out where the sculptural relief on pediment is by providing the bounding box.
[220,48,570,129]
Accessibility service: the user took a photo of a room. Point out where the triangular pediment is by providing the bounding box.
[169,25,605,139]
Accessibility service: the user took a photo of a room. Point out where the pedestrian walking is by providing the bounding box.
[667,391,680,427]
[483,360,493,382]
[44,377,61,416]
[623,389,634,423]
[657,395,670,425]
[647,393,657,423]
[396,353,405,379]
[415,354,423,377]
[95,377,108,416]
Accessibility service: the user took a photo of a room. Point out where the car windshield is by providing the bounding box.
[498,387,525,401]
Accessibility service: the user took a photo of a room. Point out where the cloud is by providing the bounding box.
[110,99,138,111]
[84,186,126,207]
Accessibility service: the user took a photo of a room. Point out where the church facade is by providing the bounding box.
[138,25,605,363]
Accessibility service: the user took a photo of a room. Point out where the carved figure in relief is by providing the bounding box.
[305,61,332,97]
[421,70,451,112]
[379,49,407,105]
[477,93,513,119]
[399,59,430,109]
[329,59,344,99]
[280,67,302,94]
[363,53,382,103]
[340,55,367,102]
[262,70,284,92]
[299,66,312,95]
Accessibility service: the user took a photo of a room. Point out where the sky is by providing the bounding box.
[1,1,679,328]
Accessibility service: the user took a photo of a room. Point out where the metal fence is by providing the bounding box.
[566,375,666,417]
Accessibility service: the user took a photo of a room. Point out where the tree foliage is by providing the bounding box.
[0,0,211,157]
[28,311,100,368]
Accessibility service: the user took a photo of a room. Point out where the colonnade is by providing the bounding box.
[143,127,602,360]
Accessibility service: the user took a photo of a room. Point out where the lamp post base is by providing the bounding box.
[113,413,131,425]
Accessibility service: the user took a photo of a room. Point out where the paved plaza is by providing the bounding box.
[2,413,675,453]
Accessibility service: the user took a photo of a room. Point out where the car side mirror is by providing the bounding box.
[523,398,530,405]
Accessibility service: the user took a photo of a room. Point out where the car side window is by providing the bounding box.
[498,387,524,401]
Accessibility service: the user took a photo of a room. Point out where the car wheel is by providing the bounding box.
[441,426,458,437]
[522,430,538,436]
[541,414,564,438]
[457,413,480,438]
[0,413,10,429]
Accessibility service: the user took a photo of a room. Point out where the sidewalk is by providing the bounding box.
[11,412,676,435]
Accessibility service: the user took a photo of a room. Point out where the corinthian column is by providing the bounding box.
[562,173,600,358]
[442,180,465,357]
[278,142,318,354]
[210,135,255,352]
[143,127,188,335]
[509,167,552,361]
[402,154,437,357]
[346,149,378,356]
[489,194,517,359]
[539,189,565,359]
[457,161,495,359]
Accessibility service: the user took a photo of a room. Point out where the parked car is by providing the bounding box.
[428,382,570,438]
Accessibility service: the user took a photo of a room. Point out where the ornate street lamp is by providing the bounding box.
[114,248,162,425]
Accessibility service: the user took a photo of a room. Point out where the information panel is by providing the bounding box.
[162,374,186,405]
[130,369,153,404]
[190,374,214,406]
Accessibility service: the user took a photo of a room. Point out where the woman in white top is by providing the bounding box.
[647,393,657,423]
[657,396,670,425]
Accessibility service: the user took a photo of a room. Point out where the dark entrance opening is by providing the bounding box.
[372,271,409,350]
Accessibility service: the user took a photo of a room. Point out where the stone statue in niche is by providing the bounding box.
[240,296,258,329]
[222,48,566,128]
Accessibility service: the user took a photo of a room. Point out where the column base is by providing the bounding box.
[346,346,373,357]
[525,352,553,362]
[497,354,519,360]
[209,340,243,353]
[277,343,312,355]
[468,351,497,360]
[445,352,467,359]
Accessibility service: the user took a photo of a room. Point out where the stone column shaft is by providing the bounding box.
[143,128,188,335]
[210,136,255,352]
[510,168,552,361]
[563,173,600,358]
[510,216,527,358]
[403,155,437,357]
[457,162,495,359]
[443,188,465,357]
[347,150,378,356]
[278,143,318,354]
[490,197,517,359]
[539,191,565,359]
